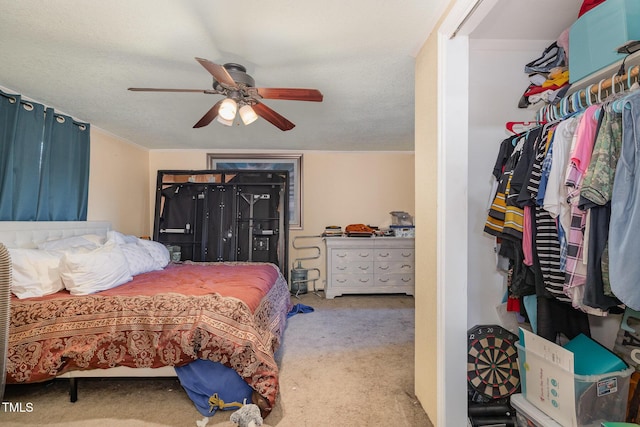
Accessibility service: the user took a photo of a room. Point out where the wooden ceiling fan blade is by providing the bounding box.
[193,100,223,128]
[195,57,238,88]
[252,102,295,131]
[128,88,209,93]
[255,88,323,102]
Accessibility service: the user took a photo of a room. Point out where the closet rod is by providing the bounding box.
[581,64,639,99]
[536,64,640,121]
[449,0,485,39]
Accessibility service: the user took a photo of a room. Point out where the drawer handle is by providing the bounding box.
[337,253,347,258]
[358,253,370,258]
[402,277,411,283]
[401,264,412,269]
[336,266,347,271]
[359,278,370,283]
[359,265,369,271]
[378,266,389,270]
[401,252,412,257]
[379,278,389,283]
[337,279,347,283]
[379,252,390,257]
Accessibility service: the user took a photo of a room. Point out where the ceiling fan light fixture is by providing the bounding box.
[129,58,323,131]
[216,115,234,126]
[239,104,258,125]
[218,98,237,121]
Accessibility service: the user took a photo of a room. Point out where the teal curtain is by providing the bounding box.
[0,90,90,221]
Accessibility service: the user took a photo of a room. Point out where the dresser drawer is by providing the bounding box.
[374,248,414,262]
[332,261,373,274]
[374,273,414,286]
[332,249,374,263]
[332,274,374,287]
[375,260,414,275]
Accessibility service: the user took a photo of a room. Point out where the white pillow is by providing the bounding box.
[8,248,65,299]
[106,231,167,274]
[120,242,160,276]
[59,242,133,295]
[137,239,170,269]
[38,234,104,251]
[106,230,138,245]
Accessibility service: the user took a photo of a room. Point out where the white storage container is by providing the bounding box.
[516,342,633,426]
[511,393,562,427]
[390,225,415,238]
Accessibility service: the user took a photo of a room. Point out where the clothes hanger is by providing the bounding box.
[612,96,625,113]
[505,121,546,135]
[577,88,586,110]
[604,66,639,113]
[559,95,569,117]
[597,78,605,103]
[584,85,595,106]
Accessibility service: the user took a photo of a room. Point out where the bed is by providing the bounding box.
[0,221,291,416]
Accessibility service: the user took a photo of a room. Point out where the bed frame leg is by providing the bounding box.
[69,378,78,402]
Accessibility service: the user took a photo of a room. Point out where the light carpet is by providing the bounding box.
[2,294,433,427]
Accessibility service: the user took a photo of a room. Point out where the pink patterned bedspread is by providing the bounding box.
[7,262,292,408]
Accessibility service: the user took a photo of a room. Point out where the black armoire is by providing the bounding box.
[153,170,289,278]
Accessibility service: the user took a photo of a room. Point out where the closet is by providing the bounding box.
[462,1,640,342]
[152,170,289,277]
[480,13,640,342]
[427,0,638,424]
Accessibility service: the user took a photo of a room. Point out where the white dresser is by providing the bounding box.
[324,237,415,299]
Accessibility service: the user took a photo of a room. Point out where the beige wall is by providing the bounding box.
[293,151,414,286]
[88,143,415,278]
[87,127,149,235]
[414,7,448,422]
[148,150,415,284]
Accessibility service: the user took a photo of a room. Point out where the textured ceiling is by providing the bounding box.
[0,0,450,151]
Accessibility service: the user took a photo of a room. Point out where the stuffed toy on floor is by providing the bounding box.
[230,403,263,427]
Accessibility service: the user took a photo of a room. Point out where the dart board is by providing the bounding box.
[467,324,520,400]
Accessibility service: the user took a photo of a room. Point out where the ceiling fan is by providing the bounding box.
[128,57,323,131]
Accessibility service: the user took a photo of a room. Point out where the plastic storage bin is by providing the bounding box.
[516,342,633,426]
[569,0,640,83]
[511,393,562,427]
[389,225,415,237]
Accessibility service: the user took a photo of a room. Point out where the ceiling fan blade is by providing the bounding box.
[128,88,210,93]
[255,88,323,102]
[252,102,295,131]
[193,100,223,128]
[195,57,238,88]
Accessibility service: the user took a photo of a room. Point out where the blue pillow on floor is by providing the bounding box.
[175,359,253,417]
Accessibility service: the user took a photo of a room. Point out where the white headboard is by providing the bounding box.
[0,221,112,249]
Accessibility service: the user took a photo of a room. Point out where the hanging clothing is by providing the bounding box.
[580,106,623,206]
[610,92,640,310]
[543,116,579,230]
[582,203,622,311]
[520,125,570,303]
[502,134,531,240]
[543,116,580,272]
[484,136,517,236]
[536,295,591,343]
[564,105,601,295]
[579,106,624,310]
